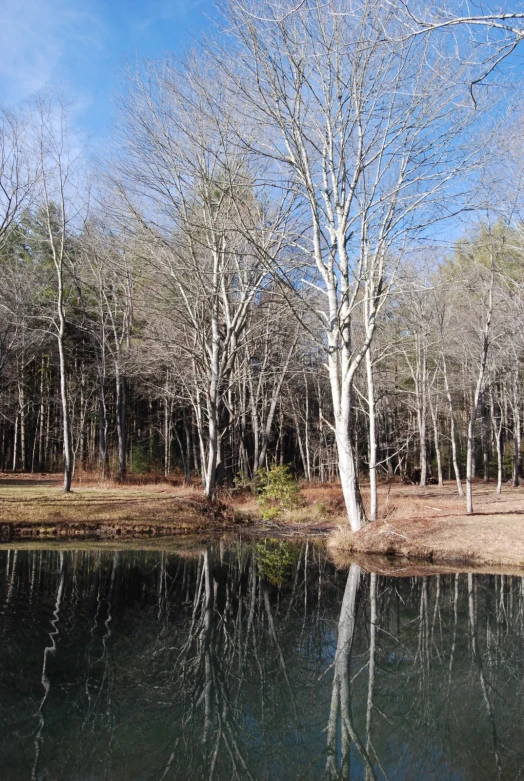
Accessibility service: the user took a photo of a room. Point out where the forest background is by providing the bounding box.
[3,0,524,532]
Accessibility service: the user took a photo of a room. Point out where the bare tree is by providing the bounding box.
[112,58,290,498]
[33,97,85,492]
[231,0,524,75]
[215,0,494,529]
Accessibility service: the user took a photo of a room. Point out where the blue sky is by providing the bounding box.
[2,0,524,148]
[0,0,215,140]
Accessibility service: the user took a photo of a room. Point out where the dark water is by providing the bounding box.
[1,540,523,781]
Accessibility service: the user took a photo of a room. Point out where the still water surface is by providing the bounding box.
[1,539,523,780]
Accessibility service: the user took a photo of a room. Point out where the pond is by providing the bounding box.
[1,539,523,780]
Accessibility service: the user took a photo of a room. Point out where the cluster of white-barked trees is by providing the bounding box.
[2,0,524,530]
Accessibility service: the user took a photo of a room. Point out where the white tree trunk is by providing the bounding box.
[365,348,378,521]
[442,354,464,497]
[329,350,366,531]
[513,367,520,487]
[490,389,503,495]
[466,259,494,514]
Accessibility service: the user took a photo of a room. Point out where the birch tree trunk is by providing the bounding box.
[35,98,79,493]
[98,376,108,478]
[204,259,221,500]
[428,385,443,487]
[480,392,490,483]
[12,412,18,472]
[115,371,127,481]
[38,356,46,471]
[365,347,378,521]
[490,386,503,495]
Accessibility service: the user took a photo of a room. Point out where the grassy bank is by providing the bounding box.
[3,474,524,572]
[0,473,243,539]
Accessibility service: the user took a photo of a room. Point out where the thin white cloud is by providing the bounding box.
[0,0,106,106]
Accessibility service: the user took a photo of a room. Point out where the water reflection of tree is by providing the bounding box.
[32,551,65,781]
[325,564,377,780]
[323,566,524,781]
[1,548,524,779]
[162,543,317,779]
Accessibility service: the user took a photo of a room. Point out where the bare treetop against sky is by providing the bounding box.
[2,0,524,138]
[0,0,215,137]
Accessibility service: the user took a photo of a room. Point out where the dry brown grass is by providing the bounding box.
[327,481,524,570]
[5,474,524,568]
[297,479,524,522]
[0,472,233,532]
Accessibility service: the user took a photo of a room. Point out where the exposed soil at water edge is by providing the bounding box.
[328,483,524,570]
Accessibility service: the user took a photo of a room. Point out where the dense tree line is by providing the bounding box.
[1,0,524,528]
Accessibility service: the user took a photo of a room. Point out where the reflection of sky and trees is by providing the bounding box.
[1,541,523,780]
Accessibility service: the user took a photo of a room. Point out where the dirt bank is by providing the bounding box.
[328,550,524,578]
[328,483,524,569]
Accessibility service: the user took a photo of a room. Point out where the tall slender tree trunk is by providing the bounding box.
[19,377,26,471]
[31,411,40,473]
[98,376,108,478]
[250,393,260,476]
[442,353,464,497]
[205,396,219,500]
[480,392,490,483]
[365,348,378,521]
[57,328,72,492]
[115,369,127,481]
[164,398,171,478]
[466,259,494,515]
[163,372,172,478]
[182,408,192,483]
[303,370,312,482]
[428,390,443,487]
[38,357,46,471]
[205,394,219,500]
[512,366,520,487]
[417,341,428,487]
[490,388,503,495]
[329,363,366,531]
[194,391,207,488]
[204,262,220,500]
[12,413,18,472]
[44,394,51,470]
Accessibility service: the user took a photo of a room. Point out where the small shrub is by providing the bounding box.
[256,465,300,520]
